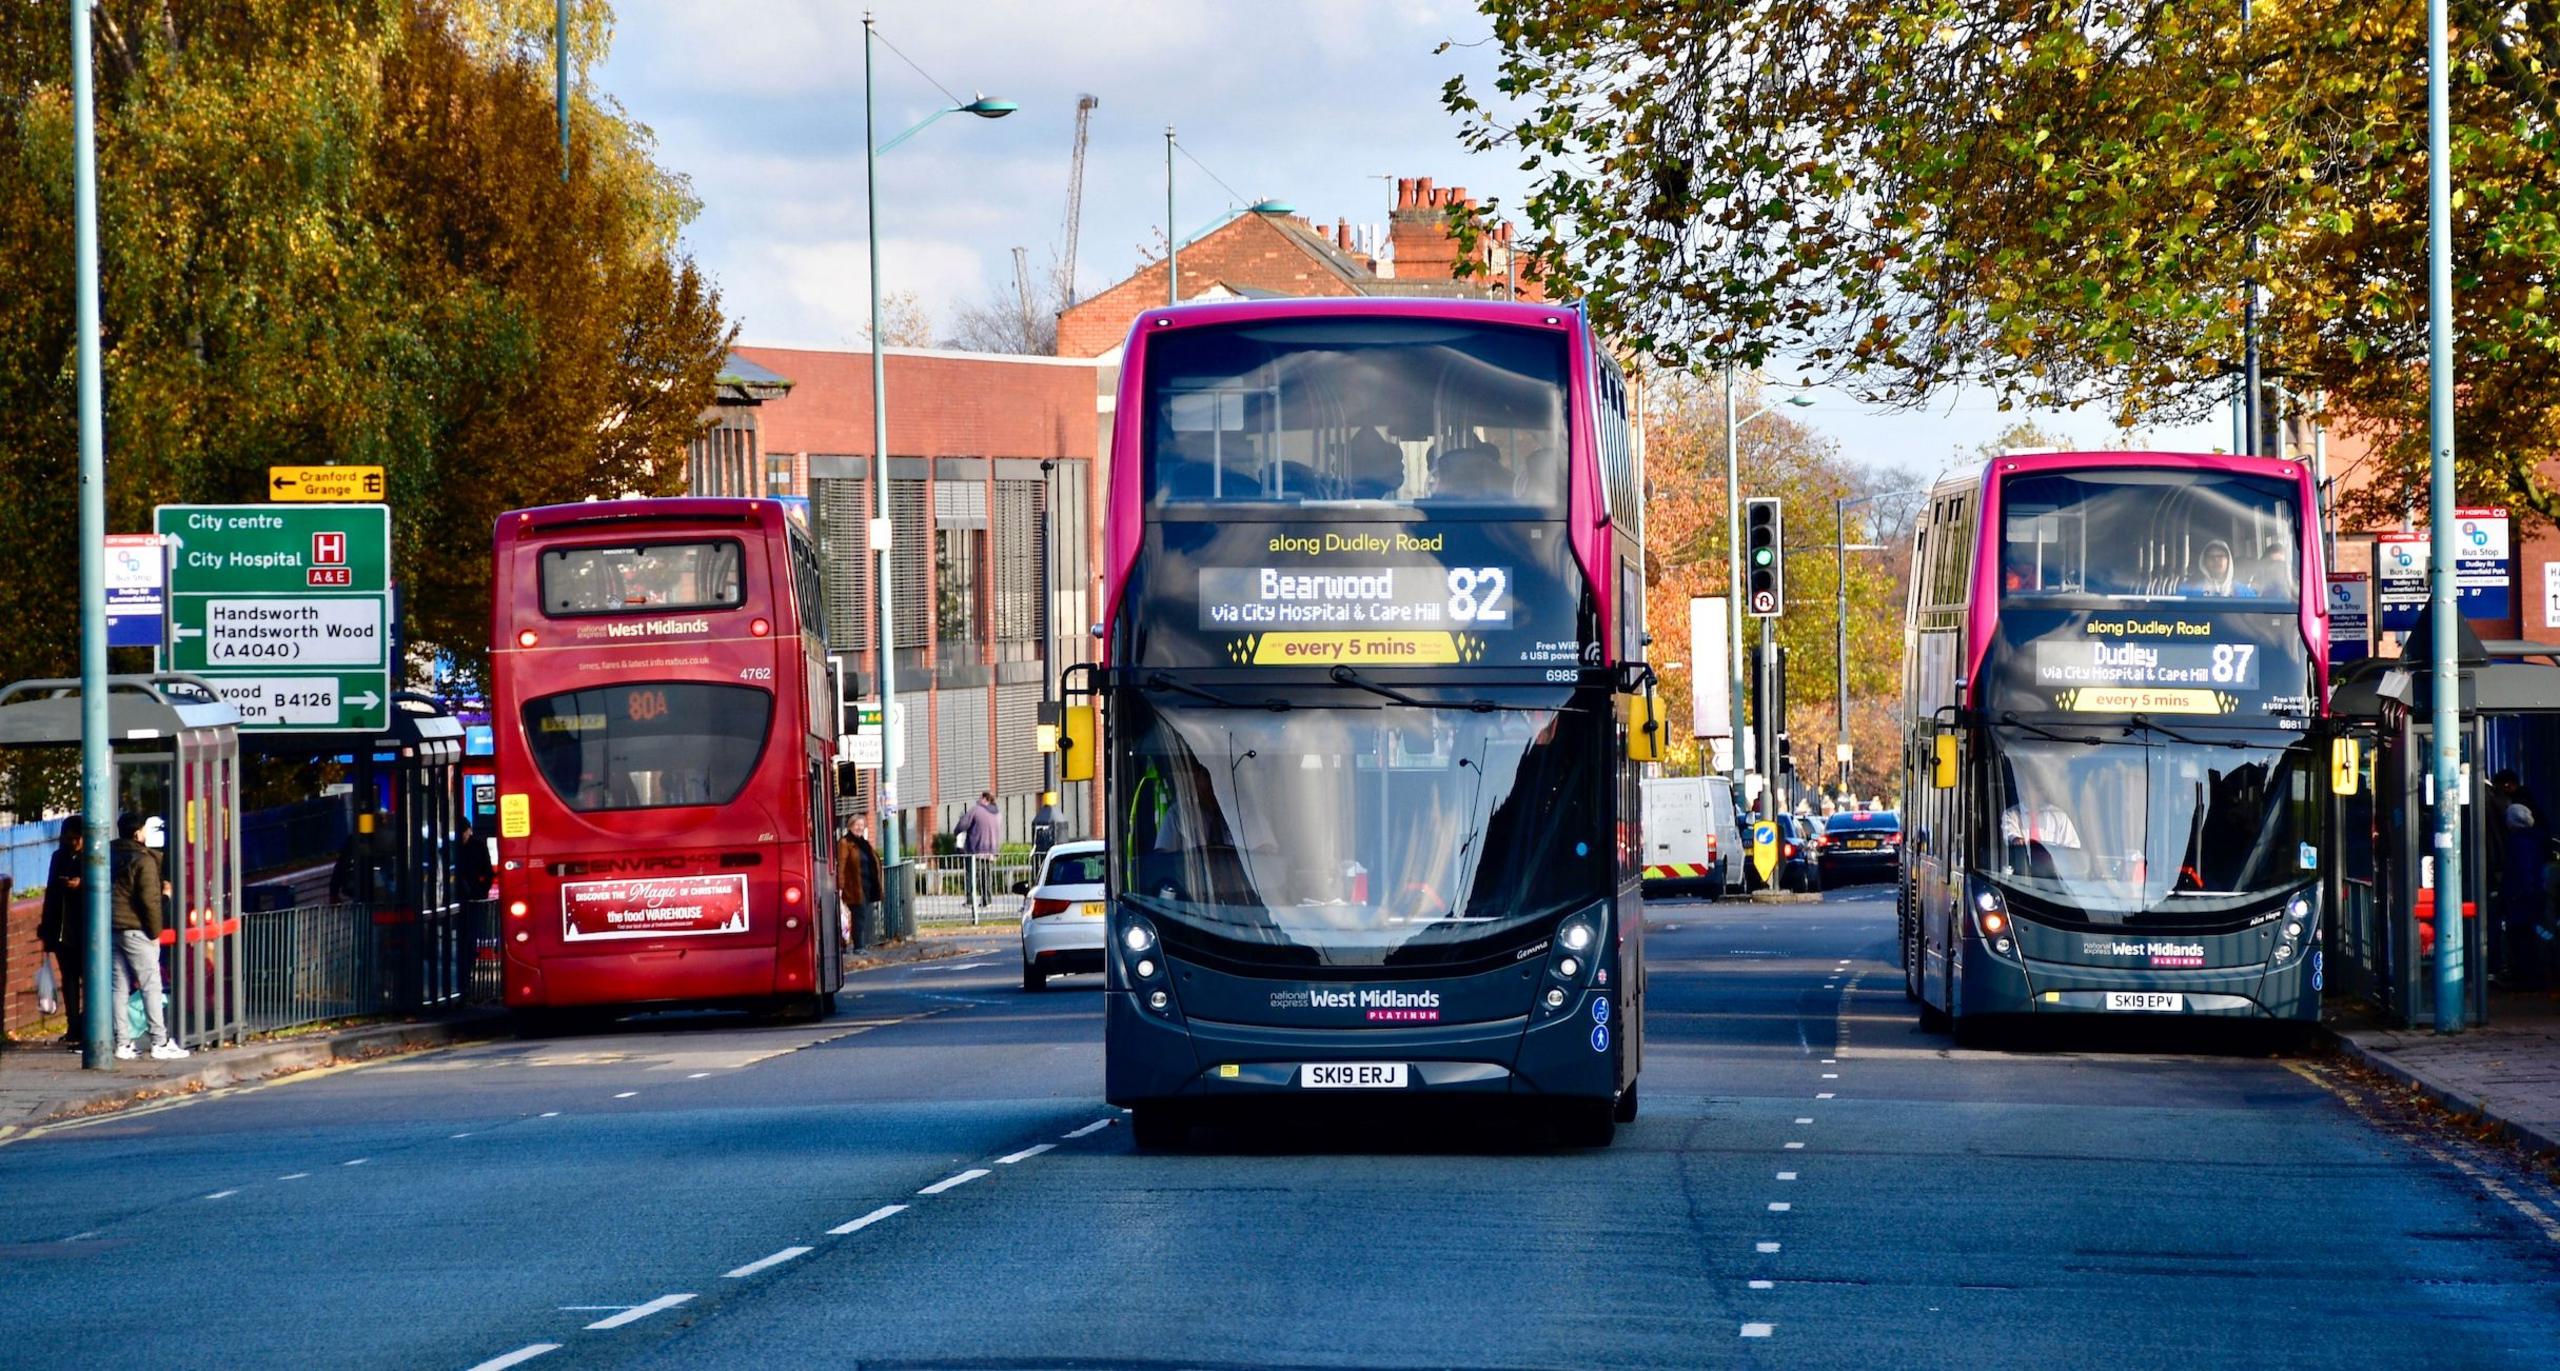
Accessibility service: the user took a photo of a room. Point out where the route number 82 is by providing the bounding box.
[1447,567,1510,622]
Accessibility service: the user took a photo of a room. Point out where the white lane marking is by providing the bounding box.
[2285,1061,2560,1248]
[1063,1118,1115,1139]
[1821,1058,1837,1065]
[1794,1117,1813,1124]
[278,1173,308,1181]
[1741,1323,1775,1338]
[204,1189,238,1200]
[723,1246,813,1279]
[1756,1241,1781,1253]
[917,1168,990,1195]
[64,1231,98,1242]
[1821,1073,1839,1080]
[585,1293,695,1330]
[916,962,992,972]
[1768,1202,1792,1212]
[465,1345,560,1371]
[540,1111,560,1118]
[1748,1279,1775,1290]
[1784,1142,1805,1150]
[613,1092,638,1099]
[687,1072,711,1079]
[995,1144,1054,1165]
[828,1204,908,1235]
[1817,1092,1836,1100]
[342,1158,369,1167]
[450,1133,474,1140]
[1777,1172,1797,1181]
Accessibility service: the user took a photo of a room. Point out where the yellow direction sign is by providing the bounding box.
[268,465,385,502]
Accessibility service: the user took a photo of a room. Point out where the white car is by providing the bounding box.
[1018,840,1108,991]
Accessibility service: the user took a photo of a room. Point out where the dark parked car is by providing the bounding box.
[1778,813,1824,892]
[1817,809,1902,887]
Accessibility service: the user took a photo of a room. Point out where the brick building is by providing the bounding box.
[710,345,1109,849]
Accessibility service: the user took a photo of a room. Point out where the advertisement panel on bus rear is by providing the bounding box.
[1134,520,1593,671]
[560,874,751,942]
[1983,607,2312,722]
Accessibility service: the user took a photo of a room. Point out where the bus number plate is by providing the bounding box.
[2104,992,2184,1012]
[1302,1063,1407,1089]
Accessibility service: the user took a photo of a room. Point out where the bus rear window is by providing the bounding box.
[540,541,745,615]
[522,683,771,811]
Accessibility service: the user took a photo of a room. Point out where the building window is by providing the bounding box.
[767,451,794,495]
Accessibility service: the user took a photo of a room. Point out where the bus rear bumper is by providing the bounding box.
[1103,993,1616,1105]
[1978,951,2315,1020]
[506,945,783,1010]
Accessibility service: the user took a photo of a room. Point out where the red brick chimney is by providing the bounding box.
[1390,174,1467,281]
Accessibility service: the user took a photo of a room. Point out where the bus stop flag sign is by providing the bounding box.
[154,503,392,733]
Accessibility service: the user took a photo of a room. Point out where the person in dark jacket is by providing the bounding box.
[453,819,494,902]
[838,817,884,948]
[108,813,185,1060]
[953,792,1003,908]
[35,824,85,1045]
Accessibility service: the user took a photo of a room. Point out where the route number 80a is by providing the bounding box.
[1447,567,1510,622]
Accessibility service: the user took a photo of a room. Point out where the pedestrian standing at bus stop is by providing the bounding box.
[838,817,883,948]
[109,813,187,1061]
[954,791,1002,909]
[36,823,86,1046]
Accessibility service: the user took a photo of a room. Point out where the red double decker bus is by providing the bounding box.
[490,498,842,1028]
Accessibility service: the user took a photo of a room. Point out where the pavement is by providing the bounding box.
[7,884,2559,1368]
[0,934,1000,1132]
[2327,987,2560,1159]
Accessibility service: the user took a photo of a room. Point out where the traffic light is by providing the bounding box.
[1778,734,1794,774]
[1745,497,1783,617]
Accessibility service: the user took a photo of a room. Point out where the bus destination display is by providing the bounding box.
[1991,609,2310,719]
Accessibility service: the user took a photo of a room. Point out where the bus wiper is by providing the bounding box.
[1329,665,1495,712]
[1142,672,1291,712]
[2125,715,2247,750]
[1998,711,2104,746]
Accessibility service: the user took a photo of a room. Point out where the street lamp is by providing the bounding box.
[864,12,1013,914]
[1722,371,1813,820]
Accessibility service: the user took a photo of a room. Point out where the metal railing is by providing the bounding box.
[906,853,1039,925]
[239,898,502,1036]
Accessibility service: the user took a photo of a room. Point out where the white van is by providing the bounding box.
[1641,776,1741,900]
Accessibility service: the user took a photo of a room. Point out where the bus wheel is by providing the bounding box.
[1129,1104,1190,1151]
[1918,1001,1950,1034]
[1951,1013,1996,1050]
[1553,1101,1618,1148]
[1613,1080,1641,1124]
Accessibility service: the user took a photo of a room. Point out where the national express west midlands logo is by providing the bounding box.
[1225,634,1260,665]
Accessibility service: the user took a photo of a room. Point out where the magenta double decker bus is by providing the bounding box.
[490,498,843,1030]
[1070,298,1655,1147]
[1899,451,2333,1039]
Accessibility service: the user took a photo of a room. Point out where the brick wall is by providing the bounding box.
[739,347,1102,461]
[2,885,42,1036]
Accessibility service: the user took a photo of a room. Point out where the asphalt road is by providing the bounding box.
[5,887,2559,1369]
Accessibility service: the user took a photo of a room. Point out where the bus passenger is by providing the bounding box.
[1342,427,1404,499]
[2186,539,2257,597]
[1436,442,1514,498]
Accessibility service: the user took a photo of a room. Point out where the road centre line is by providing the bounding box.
[1756,1242,1781,1253]
[343,1158,368,1166]
[464,1345,559,1371]
[1784,1142,1804,1150]
[451,1133,473,1139]
[828,1204,908,1235]
[1769,1202,1792,1212]
[1817,1092,1835,1099]
[278,1173,308,1181]
[1748,1279,1774,1290]
[687,1072,711,1079]
[584,1293,694,1330]
[204,1189,238,1200]
[723,1247,812,1279]
[1795,1117,1813,1124]
[917,1168,990,1195]
[995,1144,1054,1164]
[1741,1323,1775,1338]
[539,1112,560,1118]
[1777,1172,1797,1181]
[1062,1118,1114,1139]
[613,1092,637,1099]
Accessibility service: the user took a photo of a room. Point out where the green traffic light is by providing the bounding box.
[1753,549,1773,566]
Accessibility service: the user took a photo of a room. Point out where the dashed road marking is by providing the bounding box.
[995,1144,1054,1165]
[539,1112,560,1118]
[451,1133,474,1139]
[204,1189,238,1200]
[828,1204,907,1235]
[342,1158,368,1167]
[1741,1323,1775,1338]
[917,1168,990,1195]
[1817,1092,1835,1100]
[1768,1202,1792,1212]
[687,1072,711,1079]
[723,1246,812,1279]
[1784,1142,1804,1150]
[1755,1241,1781,1253]
[278,1173,308,1181]
[584,1293,694,1330]
[1821,1073,1838,1079]
[1748,1279,1774,1290]
[1777,1172,1797,1181]
[1063,1118,1114,1139]
[1794,1117,1813,1124]
[613,1092,638,1099]
[464,1345,559,1371]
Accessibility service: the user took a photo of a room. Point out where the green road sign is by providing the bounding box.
[156,503,392,734]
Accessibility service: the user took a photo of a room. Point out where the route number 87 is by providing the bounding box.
[2210,643,2255,683]
[1447,567,1510,622]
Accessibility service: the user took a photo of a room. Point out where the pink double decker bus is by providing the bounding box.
[1899,451,2334,1040]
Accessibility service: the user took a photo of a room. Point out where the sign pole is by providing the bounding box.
[73,0,115,1070]
[2425,0,2466,1033]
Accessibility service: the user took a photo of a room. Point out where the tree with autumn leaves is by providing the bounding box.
[0,1,730,695]
[1641,375,1922,801]
[1446,3,2560,531]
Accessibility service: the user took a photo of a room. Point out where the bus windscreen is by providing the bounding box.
[522,683,772,812]
[540,540,745,615]
[1116,693,1607,965]
[1145,319,1567,509]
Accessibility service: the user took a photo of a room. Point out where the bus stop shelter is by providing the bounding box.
[0,673,245,1050]
[2329,610,2560,1029]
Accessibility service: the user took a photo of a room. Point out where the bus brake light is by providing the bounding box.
[750,617,772,638]
[783,883,804,905]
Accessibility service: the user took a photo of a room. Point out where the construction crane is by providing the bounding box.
[1060,94,1098,307]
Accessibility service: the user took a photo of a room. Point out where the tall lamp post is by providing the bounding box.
[864,13,1013,916]
[2424,0,2464,1031]
[1721,371,1812,813]
[1830,493,1889,802]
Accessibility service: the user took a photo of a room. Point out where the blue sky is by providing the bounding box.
[596,0,2225,482]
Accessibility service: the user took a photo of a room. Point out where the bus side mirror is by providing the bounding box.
[2332,737,2361,796]
[1060,702,1097,783]
[1625,692,1663,763]
[1932,733,1957,790]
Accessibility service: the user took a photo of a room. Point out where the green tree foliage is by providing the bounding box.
[1641,374,1919,797]
[0,0,729,695]
[1446,3,2560,526]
